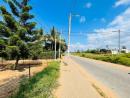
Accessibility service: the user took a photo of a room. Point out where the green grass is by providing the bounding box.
[10,61,60,98]
[73,53,130,67]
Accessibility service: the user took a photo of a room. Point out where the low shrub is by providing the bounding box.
[118,57,130,66]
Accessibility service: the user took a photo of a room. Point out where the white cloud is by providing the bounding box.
[80,16,86,23]
[114,0,130,7]
[70,42,88,52]
[109,7,130,30]
[86,7,130,49]
[85,2,92,8]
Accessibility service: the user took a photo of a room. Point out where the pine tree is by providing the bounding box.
[0,0,43,69]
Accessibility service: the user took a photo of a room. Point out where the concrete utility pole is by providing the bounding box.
[55,32,57,60]
[68,13,80,56]
[112,30,121,54]
[59,31,62,59]
[68,13,72,56]
[118,30,121,54]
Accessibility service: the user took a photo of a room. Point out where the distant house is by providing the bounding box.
[121,49,130,53]
[111,49,130,54]
[111,49,118,54]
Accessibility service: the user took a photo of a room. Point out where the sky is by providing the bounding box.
[1,0,130,51]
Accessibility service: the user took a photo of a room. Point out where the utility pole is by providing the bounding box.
[112,29,121,54]
[68,13,72,56]
[68,11,80,56]
[59,30,62,59]
[55,32,57,60]
[118,30,121,54]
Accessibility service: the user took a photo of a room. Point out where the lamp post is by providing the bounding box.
[112,30,121,54]
[68,13,80,56]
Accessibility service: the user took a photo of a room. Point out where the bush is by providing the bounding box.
[118,57,130,66]
[82,53,86,57]
[125,53,130,58]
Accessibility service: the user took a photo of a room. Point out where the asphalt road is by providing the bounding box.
[70,56,130,98]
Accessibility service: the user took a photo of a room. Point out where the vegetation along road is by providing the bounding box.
[71,55,130,98]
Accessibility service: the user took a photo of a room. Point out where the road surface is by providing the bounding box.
[70,56,130,98]
[56,57,102,98]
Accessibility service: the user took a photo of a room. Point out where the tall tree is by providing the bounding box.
[44,27,67,53]
[0,0,43,69]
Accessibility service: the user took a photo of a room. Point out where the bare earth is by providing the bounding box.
[0,60,48,84]
[55,56,102,98]
[0,60,48,98]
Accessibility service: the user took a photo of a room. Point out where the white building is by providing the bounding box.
[111,49,130,54]
[121,49,130,53]
[111,50,118,54]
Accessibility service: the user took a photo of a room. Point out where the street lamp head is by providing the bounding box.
[72,14,80,17]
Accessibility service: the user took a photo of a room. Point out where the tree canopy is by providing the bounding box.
[0,0,67,69]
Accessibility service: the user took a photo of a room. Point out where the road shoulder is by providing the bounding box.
[72,57,122,98]
[55,56,103,98]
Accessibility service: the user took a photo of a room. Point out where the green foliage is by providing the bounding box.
[0,0,67,65]
[0,39,5,45]
[17,40,29,59]
[8,0,19,17]
[0,21,11,37]
[44,26,67,53]
[0,0,44,66]
[11,61,60,98]
[29,42,43,60]
[6,46,19,59]
[118,57,130,66]
[74,53,130,67]
[9,35,20,45]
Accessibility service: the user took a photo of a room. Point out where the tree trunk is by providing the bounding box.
[15,56,19,70]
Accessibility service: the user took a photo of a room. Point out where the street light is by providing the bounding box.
[112,30,121,54]
[68,12,80,56]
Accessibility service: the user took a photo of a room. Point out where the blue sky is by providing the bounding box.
[1,0,130,51]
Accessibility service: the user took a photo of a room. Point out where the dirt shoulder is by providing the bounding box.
[55,56,103,98]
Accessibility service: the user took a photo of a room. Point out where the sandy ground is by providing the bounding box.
[0,60,49,98]
[0,60,48,85]
[55,56,102,98]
